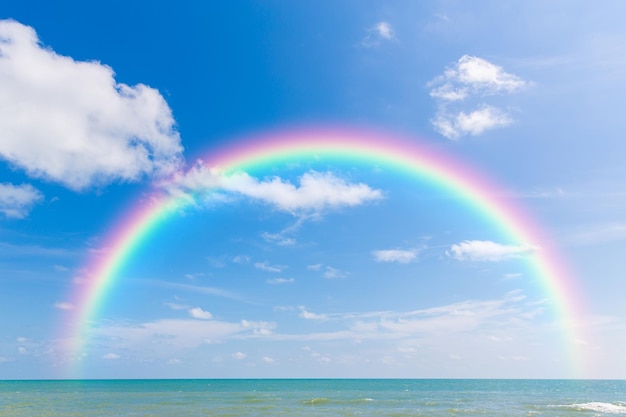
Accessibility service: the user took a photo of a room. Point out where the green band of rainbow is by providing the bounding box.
[65,127,587,376]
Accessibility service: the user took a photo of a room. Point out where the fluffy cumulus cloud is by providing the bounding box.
[432,106,512,139]
[188,307,213,320]
[429,55,527,140]
[166,164,383,215]
[431,55,526,99]
[0,20,183,190]
[448,240,538,262]
[0,183,43,218]
[372,249,418,264]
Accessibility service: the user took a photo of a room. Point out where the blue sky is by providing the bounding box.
[1,1,626,379]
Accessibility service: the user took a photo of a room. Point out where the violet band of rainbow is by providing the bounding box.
[65,127,587,376]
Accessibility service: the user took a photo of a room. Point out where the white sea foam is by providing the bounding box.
[556,402,626,414]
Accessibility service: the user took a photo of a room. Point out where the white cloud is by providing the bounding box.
[372,249,418,264]
[261,232,296,246]
[232,255,250,264]
[183,273,203,280]
[94,318,262,349]
[429,55,527,140]
[360,21,395,47]
[456,107,513,135]
[0,183,43,218]
[374,22,395,40]
[566,222,626,246]
[503,273,523,280]
[232,351,246,360]
[165,302,189,310]
[103,353,120,360]
[433,106,512,139]
[299,307,328,321]
[307,263,348,279]
[240,319,276,335]
[448,240,538,262]
[432,55,526,99]
[53,301,74,310]
[262,356,275,363]
[166,164,383,215]
[323,266,347,279]
[0,20,183,190]
[255,261,285,273]
[188,307,213,320]
[266,278,295,285]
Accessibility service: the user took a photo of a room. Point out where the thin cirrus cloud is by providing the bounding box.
[166,163,383,215]
[429,55,527,140]
[372,249,418,264]
[266,278,295,285]
[255,261,285,273]
[447,240,538,262]
[0,183,43,218]
[0,19,183,190]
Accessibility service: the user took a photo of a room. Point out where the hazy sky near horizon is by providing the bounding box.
[1,1,626,379]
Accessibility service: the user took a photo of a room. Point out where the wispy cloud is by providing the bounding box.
[360,21,395,47]
[306,263,348,279]
[165,166,383,216]
[261,232,296,246]
[372,249,419,264]
[307,264,323,271]
[447,240,538,262]
[146,280,246,303]
[299,306,328,321]
[165,302,189,311]
[323,266,347,279]
[429,55,527,140]
[94,319,260,349]
[564,222,626,246]
[53,301,74,310]
[266,277,295,285]
[0,19,183,190]
[103,353,120,360]
[255,261,285,273]
[0,183,43,218]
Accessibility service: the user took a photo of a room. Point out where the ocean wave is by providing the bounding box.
[553,402,626,414]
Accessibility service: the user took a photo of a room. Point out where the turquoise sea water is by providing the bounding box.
[1,379,625,416]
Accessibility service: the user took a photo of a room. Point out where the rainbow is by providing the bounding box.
[65,127,587,376]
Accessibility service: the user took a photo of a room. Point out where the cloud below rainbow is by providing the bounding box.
[60,127,589,378]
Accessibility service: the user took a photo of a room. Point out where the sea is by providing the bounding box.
[1,379,625,416]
